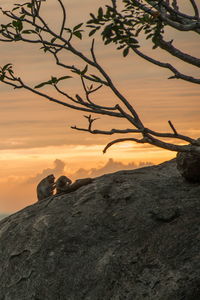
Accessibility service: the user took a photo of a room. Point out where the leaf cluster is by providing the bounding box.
[87,1,164,56]
[64,23,84,40]
[1,1,84,46]
[0,63,13,81]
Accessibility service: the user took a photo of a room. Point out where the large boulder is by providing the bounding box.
[176,151,200,183]
[0,159,200,300]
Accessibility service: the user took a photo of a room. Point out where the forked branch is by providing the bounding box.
[0,0,199,158]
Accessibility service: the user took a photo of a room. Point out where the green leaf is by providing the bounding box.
[90,13,96,20]
[12,21,17,27]
[104,39,112,45]
[73,23,83,31]
[152,44,158,49]
[8,69,14,75]
[34,80,52,89]
[117,44,126,50]
[14,34,21,41]
[2,63,12,72]
[12,6,20,12]
[129,37,139,44]
[73,31,82,39]
[123,47,129,57]
[81,65,88,75]
[57,76,72,83]
[89,28,98,37]
[1,23,12,30]
[40,46,50,53]
[12,20,23,32]
[22,29,36,34]
[87,25,97,28]
[133,45,140,49]
[146,33,153,40]
[51,37,57,43]
[51,76,58,84]
[64,27,72,33]
[98,7,103,19]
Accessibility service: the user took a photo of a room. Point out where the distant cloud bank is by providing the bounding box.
[0,158,153,213]
[27,159,65,184]
[27,158,153,183]
[69,158,153,180]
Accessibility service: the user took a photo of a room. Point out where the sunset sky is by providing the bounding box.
[0,0,199,213]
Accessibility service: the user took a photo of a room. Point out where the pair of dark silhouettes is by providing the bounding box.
[37,174,93,201]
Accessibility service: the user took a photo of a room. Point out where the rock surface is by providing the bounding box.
[0,159,199,300]
[176,151,200,183]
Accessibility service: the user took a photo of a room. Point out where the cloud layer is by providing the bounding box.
[0,158,153,213]
[27,159,65,184]
[70,158,153,180]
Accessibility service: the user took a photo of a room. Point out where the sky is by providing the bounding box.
[0,0,199,213]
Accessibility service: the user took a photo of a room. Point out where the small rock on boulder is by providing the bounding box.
[176,151,200,183]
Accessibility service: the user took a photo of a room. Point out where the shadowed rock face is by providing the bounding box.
[0,159,200,300]
[176,151,200,183]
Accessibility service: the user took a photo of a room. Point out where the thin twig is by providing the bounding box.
[57,0,67,37]
[190,0,199,19]
[17,78,122,117]
[54,85,80,104]
[71,126,141,135]
[84,114,99,131]
[168,120,178,135]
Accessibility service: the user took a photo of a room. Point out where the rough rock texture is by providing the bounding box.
[176,151,200,183]
[0,159,200,300]
[0,214,8,221]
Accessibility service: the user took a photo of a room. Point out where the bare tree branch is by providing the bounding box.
[156,36,200,68]
[190,0,199,19]
[132,48,200,84]
[133,0,200,32]
[168,120,178,135]
[103,135,200,155]
[103,137,147,153]
[0,0,199,161]
[71,126,141,135]
[57,0,67,37]
[16,77,123,118]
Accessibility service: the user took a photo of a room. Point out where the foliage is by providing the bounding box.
[87,0,200,83]
[0,0,199,156]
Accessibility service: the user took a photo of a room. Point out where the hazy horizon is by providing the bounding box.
[0,157,155,214]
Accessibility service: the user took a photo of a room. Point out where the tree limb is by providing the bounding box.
[132,47,200,84]
[156,35,200,68]
[71,126,141,135]
[103,137,147,153]
[0,0,199,159]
